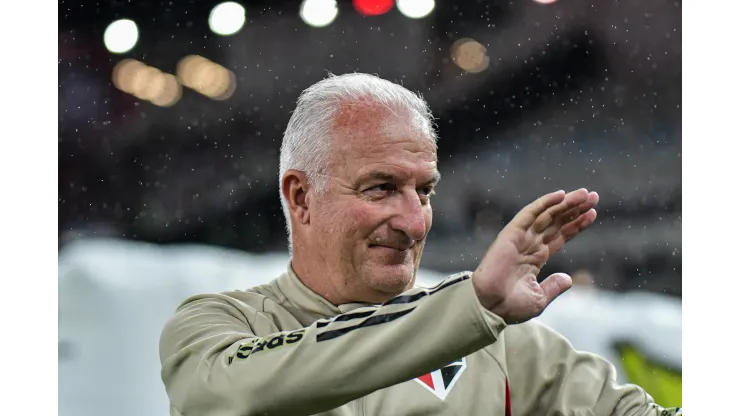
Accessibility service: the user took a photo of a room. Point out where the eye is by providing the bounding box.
[418,186,436,197]
[365,183,396,195]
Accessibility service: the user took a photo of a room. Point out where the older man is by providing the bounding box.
[160,74,681,415]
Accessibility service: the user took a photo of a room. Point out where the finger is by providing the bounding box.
[510,190,566,229]
[586,191,599,207]
[542,191,599,239]
[576,191,600,216]
[561,208,598,241]
[545,208,598,252]
[533,189,590,232]
[539,272,573,306]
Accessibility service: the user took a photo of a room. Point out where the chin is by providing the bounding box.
[362,262,416,295]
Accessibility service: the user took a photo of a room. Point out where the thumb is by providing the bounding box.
[540,272,573,305]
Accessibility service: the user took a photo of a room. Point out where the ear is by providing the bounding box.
[282,169,311,226]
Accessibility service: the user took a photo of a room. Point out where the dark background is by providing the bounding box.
[58,0,682,296]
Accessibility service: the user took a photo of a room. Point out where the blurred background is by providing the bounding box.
[58,0,682,414]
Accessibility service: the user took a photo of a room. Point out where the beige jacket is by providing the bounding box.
[160,267,681,416]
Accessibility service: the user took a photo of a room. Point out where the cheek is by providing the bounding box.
[315,200,376,241]
[311,199,345,235]
[346,203,387,236]
[347,206,377,232]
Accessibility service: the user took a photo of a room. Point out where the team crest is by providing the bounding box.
[414,357,467,400]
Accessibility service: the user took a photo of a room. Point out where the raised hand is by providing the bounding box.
[472,189,599,324]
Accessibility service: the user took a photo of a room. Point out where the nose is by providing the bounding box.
[387,189,428,242]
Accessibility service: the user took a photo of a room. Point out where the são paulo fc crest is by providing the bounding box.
[414,357,467,400]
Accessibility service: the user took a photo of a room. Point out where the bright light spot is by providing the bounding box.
[534,0,559,3]
[300,0,339,28]
[397,0,435,19]
[353,0,394,16]
[209,2,246,36]
[104,19,139,54]
[451,38,490,74]
[177,55,237,100]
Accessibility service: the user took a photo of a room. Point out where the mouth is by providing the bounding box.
[368,244,410,252]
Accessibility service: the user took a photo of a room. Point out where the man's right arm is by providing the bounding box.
[160,272,505,416]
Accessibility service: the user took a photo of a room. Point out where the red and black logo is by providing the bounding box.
[414,357,467,400]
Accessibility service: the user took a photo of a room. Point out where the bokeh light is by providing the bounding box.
[300,0,339,27]
[177,55,237,100]
[451,38,490,74]
[149,74,183,107]
[112,59,182,107]
[397,0,435,19]
[353,0,394,16]
[103,19,139,54]
[208,2,247,36]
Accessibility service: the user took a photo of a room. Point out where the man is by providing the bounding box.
[160,73,681,415]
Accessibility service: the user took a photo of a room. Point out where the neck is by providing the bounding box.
[290,245,350,306]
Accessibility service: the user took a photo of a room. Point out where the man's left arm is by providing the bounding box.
[503,320,681,416]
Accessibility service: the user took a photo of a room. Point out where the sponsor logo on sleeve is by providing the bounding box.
[227,329,305,365]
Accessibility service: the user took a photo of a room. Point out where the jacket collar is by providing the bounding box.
[275,263,375,323]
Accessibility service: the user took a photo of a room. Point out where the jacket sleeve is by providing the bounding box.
[504,320,682,416]
[159,272,506,416]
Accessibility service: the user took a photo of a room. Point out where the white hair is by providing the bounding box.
[279,73,437,253]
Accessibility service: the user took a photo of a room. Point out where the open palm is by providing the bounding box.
[472,189,599,324]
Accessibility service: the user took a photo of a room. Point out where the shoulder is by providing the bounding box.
[160,283,284,358]
[172,281,282,323]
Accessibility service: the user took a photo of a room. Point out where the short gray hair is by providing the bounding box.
[279,73,437,252]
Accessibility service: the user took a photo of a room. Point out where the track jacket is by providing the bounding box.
[160,266,682,415]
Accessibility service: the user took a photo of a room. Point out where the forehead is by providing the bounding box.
[329,101,438,180]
